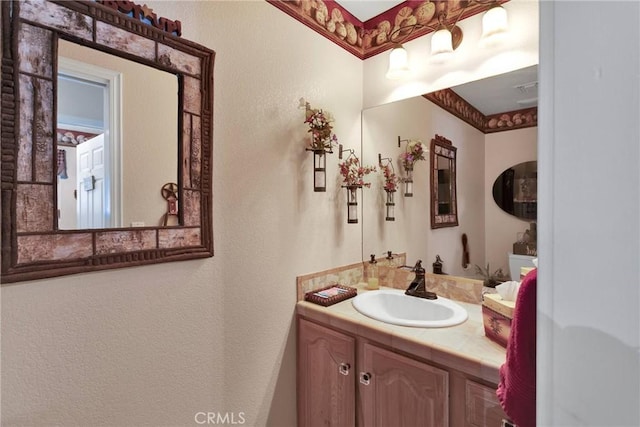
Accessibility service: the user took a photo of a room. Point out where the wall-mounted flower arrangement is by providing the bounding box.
[398,137,425,197]
[399,138,425,170]
[339,145,376,224]
[304,101,337,152]
[381,163,399,192]
[339,155,376,188]
[379,155,399,221]
[301,99,339,192]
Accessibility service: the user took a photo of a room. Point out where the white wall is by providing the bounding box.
[362,96,485,277]
[484,127,537,276]
[1,2,362,426]
[538,1,640,425]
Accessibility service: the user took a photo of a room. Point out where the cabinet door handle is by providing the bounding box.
[359,372,372,385]
[339,363,351,376]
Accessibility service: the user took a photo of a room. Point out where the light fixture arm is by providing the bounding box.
[387,23,429,47]
[338,144,355,160]
[386,0,504,46]
[378,153,395,172]
[384,0,508,80]
[398,136,412,148]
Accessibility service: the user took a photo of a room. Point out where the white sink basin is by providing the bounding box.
[352,289,468,328]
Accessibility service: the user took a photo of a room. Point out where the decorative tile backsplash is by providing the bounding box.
[296,253,483,304]
[378,265,483,304]
[296,262,364,301]
[425,274,483,304]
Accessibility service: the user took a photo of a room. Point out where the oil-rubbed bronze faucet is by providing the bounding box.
[405,260,438,300]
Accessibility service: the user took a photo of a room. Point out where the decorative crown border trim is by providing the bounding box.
[424,89,538,133]
[267,0,503,60]
[269,0,532,131]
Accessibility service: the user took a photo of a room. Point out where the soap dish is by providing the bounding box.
[304,284,357,307]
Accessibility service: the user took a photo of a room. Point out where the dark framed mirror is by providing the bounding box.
[492,161,537,221]
[430,135,458,229]
[1,0,215,283]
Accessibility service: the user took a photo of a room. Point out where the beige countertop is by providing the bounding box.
[296,284,507,385]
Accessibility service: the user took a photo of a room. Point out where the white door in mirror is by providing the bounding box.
[77,134,106,229]
[352,289,468,328]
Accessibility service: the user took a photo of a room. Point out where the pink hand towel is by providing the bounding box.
[497,268,537,427]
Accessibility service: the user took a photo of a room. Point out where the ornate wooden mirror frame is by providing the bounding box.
[430,135,458,229]
[1,0,215,283]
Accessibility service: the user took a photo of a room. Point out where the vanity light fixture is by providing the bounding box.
[430,26,454,59]
[385,23,426,80]
[379,154,397,221]
[430,11,459,63]
[384,0,509,79]
[385,44,411,80]
[479,2,509,48]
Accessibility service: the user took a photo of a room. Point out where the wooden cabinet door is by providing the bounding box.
[464,380,509,427]
[359,343,449,427]
[298,318,356,427]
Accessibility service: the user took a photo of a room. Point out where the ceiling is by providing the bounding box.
[338,1,404,21]
[451,64,538,115]
[337,1,538,115]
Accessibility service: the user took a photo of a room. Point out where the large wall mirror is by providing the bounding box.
[1,0,215,283]
[430,135,458,229]
[361,65,538,278]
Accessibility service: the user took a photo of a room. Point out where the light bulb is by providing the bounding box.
[386,45,410,80]
[431,27,453,62]
[480,4,508,48]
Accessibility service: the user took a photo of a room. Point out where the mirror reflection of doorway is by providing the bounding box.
[57,58,122,229]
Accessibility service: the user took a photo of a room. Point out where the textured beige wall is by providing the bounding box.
[1,1,362,426]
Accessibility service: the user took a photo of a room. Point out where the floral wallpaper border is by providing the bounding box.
[56,128,100,146]
[424,89,538,133]
[267,0,501,60]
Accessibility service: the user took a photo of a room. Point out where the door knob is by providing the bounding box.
[339,363,350,376]
[359,372,372,385]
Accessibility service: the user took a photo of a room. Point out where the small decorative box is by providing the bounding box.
[482,294,516,348]
[304,284,357,307]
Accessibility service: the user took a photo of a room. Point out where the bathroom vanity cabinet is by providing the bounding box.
[297,303,508,426]
[358,341,449,426]
[298,319,356,426]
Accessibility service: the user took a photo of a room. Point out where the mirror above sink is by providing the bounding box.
[361,65,538,278]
